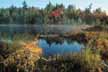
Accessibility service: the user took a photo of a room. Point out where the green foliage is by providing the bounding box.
[0,2,107,25]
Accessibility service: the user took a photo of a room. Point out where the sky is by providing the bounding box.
[0,0,108,12]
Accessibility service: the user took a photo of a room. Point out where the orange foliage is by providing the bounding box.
[22,38,42,55]
[96,39,108,51]
[85,32,100,40]
[85,31,108,52]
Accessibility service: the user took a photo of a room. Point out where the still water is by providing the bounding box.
[38,39,84,56]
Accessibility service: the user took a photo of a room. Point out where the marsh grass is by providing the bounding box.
[36,48,102,72]
[0,33,41,72]
[0,33,107,72]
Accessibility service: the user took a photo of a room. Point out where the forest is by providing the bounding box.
[0,1,108,25]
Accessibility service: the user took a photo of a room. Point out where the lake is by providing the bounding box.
[38,39,84,56]
[0,24,90,34]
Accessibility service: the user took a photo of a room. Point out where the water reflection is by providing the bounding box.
[38,39,84,56]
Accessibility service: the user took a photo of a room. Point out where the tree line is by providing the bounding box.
[0,1,108,25]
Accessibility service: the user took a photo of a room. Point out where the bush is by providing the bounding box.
[36,48,102,72]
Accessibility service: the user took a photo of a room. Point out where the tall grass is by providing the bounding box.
[0,32,107,72]
[0,33,41,72]
[36,48,102,72]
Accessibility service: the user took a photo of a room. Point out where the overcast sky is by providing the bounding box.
[0,0,108,11]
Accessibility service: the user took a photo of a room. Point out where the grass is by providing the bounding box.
[36,48,103,72]
[0,33,42,72]
[0,31,108,72]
